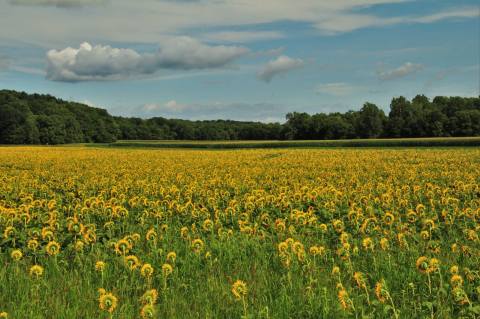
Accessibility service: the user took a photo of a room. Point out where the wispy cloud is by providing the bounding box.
[202,31,284,43]
[377,62,424,80]
[314,7,480,35]
[9,0,106,7]
[315,83,359,97]
[257,55,304,83]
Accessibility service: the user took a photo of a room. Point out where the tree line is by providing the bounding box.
[0,90,478,144]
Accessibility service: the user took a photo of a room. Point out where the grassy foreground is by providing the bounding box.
[0,147,479,318]
[107,137,480,149]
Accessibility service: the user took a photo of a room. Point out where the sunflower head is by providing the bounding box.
[374,280,387,303]
[191,238,204,254]
[141,263,154,278]
[416,256,429,273]
[27,239,39,251]
[450,274,463,287]
[231,280,247,300]
[140,304,156,318]
[29,265,44,278]
[140,289,158,305]
[46,241,61,256]
[99,292,118,313]
[146,229,157,241]
[124,255,141,271]
[95,261,106,272]
[162,263,173,277]
[166,251,177,263]
[11,249,23,261]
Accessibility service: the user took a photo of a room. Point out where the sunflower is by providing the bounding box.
[3,226,15,239]
[428,258,440,273]
[10,249,23,261]
[452,287,469,305]
[140,289,158,305]
[191,238,204,254]
[332,266,340,276]
[380,238,389,251]
[98,292,118,313]
[450,275,463,287]
[166,251,177,263]
[29,265,44,278]
[141,263,154,278]
[450,265,459,275]
[180,227,189,239]
[145,229,157,241]
[416,256,429,273]
[362,237,374,251]
[140,304,156,318]
[202,219,213,232]
[95,261,106,272]
[353,272,366,289]
[374,280,387,303]
[162,263,173,277]
[124,255,141,271]
[114,238,132,255]
[46,241,61,256]
[27,239,39,251]
[74,240,84,252]
[383,212,395,226]
[231,280,247,300]
[278,242,289,254]
[337,288,350,310]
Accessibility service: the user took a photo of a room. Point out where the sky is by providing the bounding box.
[0,0,478,122]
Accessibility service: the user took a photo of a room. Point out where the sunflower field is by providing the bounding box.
[0,147,479,318]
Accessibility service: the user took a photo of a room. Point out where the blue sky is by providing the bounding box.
[0,0,478,122]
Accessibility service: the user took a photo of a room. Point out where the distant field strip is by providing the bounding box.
[107,137,480,149]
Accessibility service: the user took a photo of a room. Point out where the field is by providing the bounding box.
[107,137,480,149]
[0,146,479,318]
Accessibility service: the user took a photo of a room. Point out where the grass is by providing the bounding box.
[105,137,480,149]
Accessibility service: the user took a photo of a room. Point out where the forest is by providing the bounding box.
[0,90,479,144]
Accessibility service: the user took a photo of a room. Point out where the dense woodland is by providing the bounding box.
[0,90,479,144]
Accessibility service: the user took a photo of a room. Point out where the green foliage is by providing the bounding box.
[0,90,479,144]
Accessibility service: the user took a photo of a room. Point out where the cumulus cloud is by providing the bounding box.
[377,62,424,80]
[315,83,358,97]
[257,55,304,83]
[202,31,284,43]
[46,37,249,82]
[9,0,106,7]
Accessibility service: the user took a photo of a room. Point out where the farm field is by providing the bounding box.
[0,146,479,318]
[107,137,480,149]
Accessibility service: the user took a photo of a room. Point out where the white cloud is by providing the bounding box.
[136,100,288,122]
[202,31,284,43]
[144,100,188,112]
[315,83,358,96]
[377,62,424,80]
[315,7,480,35]
[2,1,476,46]
[9,0,106,7]
[257,55,304,83]
[46,38,249,81]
